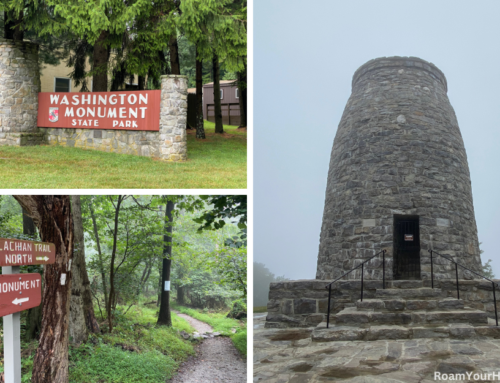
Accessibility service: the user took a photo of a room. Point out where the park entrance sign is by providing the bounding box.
[1,237,56,383]
[37,90,161,131]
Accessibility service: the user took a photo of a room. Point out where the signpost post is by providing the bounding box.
[0,238,55,383]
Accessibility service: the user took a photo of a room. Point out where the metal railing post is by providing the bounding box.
[382,250,386,289]
[326,285,331,329]
[430,250,434,289]
[361,263,364,302]
[493,282,498,327]
[455,263,459,300]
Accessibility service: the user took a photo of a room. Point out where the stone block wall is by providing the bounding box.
[40,75,188,161]
[0,38,42,146]
[266,279,500,328]
[317,57,481,281]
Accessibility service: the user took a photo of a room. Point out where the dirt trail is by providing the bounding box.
[168,311,246,383]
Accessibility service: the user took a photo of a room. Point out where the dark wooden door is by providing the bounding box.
[393,217,421,280]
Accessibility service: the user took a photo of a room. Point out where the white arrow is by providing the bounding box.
[12,297,29,305]
[36,256,49,262]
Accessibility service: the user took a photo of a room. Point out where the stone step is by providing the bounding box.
[313,322,500,342]
[356,297,464,311]
[334,308,488,326]
[375,287,443,299]
[388,280,424,289]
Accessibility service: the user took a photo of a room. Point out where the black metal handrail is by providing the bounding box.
[324,249,386,328]
[429,249,499,326]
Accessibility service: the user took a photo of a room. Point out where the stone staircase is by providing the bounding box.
[313,280,500,342]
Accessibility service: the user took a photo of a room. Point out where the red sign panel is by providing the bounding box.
[37,90,161,131]
[0,238,55,267]
[0,273,42,317]
[404,234,414,241]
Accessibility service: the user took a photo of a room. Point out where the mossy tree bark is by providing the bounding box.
[14,196,73,383]
[70,196,99,345]
[93,31,109,92]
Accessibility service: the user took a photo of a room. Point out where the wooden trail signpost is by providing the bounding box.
[0,238,55,383]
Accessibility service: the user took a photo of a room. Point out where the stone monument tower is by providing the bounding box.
[317,56,482,282]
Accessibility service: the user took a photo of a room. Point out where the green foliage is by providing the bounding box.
[172,304,243,336]
[193,195,247,231]
[483,259,495,279]
[69,344,176,383]
[227,299,246,318]
[230,328,247,356]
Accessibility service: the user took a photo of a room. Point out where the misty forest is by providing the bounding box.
[0,195,247,383]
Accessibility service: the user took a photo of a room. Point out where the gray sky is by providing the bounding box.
[254,0,500,280]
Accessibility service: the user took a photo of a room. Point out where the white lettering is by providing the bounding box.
[109,95,117,105]
[108,108,117,118]
[65,108,74,117]
[3,242,8,250]
[119,121,124,127]
[119,108,126,118]
[93,95,96,105]
[50,95,59,104]
[139,94,148,105]
[94,120,99,126]
[72,119,76,126]
[72,95,79,105]
[81,95,91,105]
[125,120,131,127]
[113,120,118,127]
[119,94,126,104]
[97,107,106,118]
[140,107,147,118]
[60,95,69,105]
[87,107,95,117]
[76,108,85,117]
[129,108,137,118]
[82,120,88,126]
[132,121,138,128]
[128,94,137,105]
[98,95,107,105]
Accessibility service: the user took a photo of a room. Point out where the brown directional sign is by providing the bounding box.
[0,273,42,317]
[0,238,55,267]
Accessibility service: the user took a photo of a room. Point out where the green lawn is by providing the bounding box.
[0,121,246,189]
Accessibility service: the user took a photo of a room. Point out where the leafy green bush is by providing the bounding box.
[227,299,247,319]
[69,344,177,382]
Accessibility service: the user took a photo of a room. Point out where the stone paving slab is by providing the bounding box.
[254,313,500,382]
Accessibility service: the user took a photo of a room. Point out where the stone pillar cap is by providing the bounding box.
[352,56,448,92]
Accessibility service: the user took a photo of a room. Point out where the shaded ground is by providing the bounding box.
[169,311,246,383]
[253,312,500,382]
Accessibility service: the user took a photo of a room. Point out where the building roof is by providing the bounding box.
[204,80,237,87]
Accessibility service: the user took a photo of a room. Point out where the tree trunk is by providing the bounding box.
[195,47,206,139]
[157,201,174,326]
[212,54,224,134]
[138,75,145,90]
[23,208,42,340]
[4,10,24,41]
[106,196,124,332]
[237,64,247,128]
[168,34,180,75]
[93,30,109,92]
[177,286,185,305]
[70,196,99,345]
[13,196,73,383]
[89,202,108,311]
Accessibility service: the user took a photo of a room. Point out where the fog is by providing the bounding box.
[254,0,500,280]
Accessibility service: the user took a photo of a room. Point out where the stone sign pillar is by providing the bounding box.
[0,38,43,146]
[159,75,188,161]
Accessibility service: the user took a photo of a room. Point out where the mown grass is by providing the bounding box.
[0,121,246,189]
[172,303,247,356]
[0,306,196,383]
